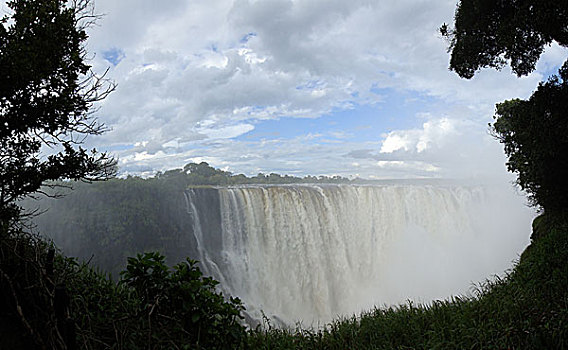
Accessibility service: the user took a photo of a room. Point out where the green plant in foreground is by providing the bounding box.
[120,252,247,349]
[59,251,247,349]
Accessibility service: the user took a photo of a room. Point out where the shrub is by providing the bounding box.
[118,252,247,349]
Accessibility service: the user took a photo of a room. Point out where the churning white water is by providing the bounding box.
[184,184,533,326]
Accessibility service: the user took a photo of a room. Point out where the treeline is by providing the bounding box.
[155,161,352,186]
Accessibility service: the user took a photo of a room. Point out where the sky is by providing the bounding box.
[5,0,568,179]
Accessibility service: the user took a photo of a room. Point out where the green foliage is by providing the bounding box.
[160,161,352,186]
[59,256,140,348]
[443,0,568,213]
[63,251,247,349]
[0,0,115,229]
[492,63,568,211]
[118,252,246,349]
[1,229,247,349]
[441,0,568,79]
[0,231,63,349]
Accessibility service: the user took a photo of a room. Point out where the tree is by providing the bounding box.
[184,161,225,177]
[442,1,568,212]
[0,0,116,228]
[492,64,568,211]
[441,0,568,79]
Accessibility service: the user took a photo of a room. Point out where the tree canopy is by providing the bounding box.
[442,0,568,79]
[443,1,568,212]
[492,63,568,212]
[0,0,115,227]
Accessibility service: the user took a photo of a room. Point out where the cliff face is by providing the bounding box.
[26,180,199,276]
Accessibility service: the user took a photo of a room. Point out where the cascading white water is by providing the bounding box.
[185,184,533,326]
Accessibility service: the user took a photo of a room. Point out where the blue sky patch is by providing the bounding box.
[236,88,440,145]
[102,48,125,66]
[240,32,257,44]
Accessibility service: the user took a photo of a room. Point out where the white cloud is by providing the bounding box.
[380,118,457,154]
[377,161,439,173]
[194,122,255,140]
[343,114,512,180]
[71,0,566,178]
[380,133,416,153]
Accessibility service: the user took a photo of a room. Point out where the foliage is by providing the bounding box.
[0,0,115,228]
[118,252,246,349]
[158,161,352,186]
[0,229,65,349]
[441,0,568,79]
[492,63,568,212]
[63,251,247,349]
[442,0,568,213]
[1,228,247,349]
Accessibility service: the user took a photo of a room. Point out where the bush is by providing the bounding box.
[60,251,247,349]
[0,231,63,349]
[1,230,247,349]
[119,252,247,349]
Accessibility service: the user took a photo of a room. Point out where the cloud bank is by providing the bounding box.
[6,0,566,179]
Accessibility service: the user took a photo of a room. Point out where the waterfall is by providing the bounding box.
[185,184,532,326]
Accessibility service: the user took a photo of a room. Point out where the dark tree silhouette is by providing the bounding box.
[441,0,568,79]
[492,65,568,212]
[0,0,116,227]
[442,0,568,212]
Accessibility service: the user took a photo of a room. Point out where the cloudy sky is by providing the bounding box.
[11,0,568,179]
